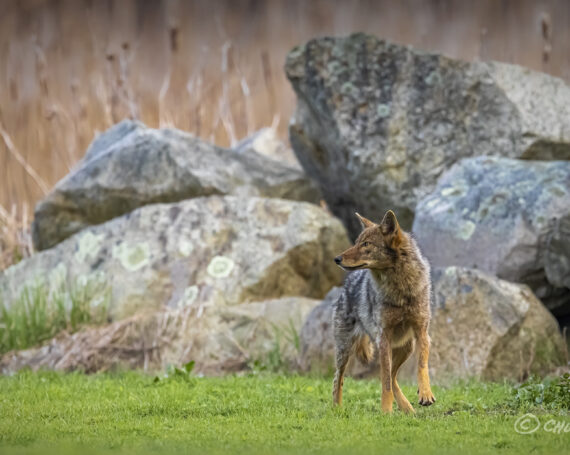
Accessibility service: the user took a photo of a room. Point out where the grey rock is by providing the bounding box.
[285,33,570,238]
[3,196,349,322]
[413,156,570,316]
[32,120,322,250]
[299,267,565,381]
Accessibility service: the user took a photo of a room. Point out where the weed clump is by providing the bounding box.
[0,279,110,354]
[512,373,570,410]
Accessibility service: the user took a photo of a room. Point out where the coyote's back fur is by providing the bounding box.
[332,210,435,413]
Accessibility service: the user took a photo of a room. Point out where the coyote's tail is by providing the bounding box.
[354,335,374,365]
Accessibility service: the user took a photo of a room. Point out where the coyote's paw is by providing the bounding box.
[399,400,416,414]
[418,389,436,406]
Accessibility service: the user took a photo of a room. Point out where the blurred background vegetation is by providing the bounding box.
[1,0,569,269]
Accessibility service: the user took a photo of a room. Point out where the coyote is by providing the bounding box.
[332,210,435,413]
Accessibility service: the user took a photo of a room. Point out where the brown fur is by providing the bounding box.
[353,334,374,365]
[332,210,435,413]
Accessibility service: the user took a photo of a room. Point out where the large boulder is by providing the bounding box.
[285,33,570,238]
[32,120,322,250]
[429,267,565,380]
[413,156,570,316]
[298,267,565,381]
[0,296,320,374]
[2,196,349,321]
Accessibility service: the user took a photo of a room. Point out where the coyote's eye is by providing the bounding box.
[362,242,369,247]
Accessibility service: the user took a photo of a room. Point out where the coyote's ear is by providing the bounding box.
[355,212,375,230]
[380,210,403,247]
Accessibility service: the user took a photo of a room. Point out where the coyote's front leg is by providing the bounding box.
[379,332,394,413]
[415,325,435,406]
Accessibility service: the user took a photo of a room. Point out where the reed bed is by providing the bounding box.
[1,0,569,271]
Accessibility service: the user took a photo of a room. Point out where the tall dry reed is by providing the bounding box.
[1,0,569,270]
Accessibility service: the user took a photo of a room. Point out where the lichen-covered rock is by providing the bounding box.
[32,120,321,250]
[298,267,565,381]
[285,33,570,238]
[413,156,570,316]
[0,296,320,375]
[2,196,349,321]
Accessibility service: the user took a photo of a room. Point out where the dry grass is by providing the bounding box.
[0,204,34,271]
[1,0,569,271]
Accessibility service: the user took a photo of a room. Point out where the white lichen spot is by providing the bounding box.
[341,82,355,95]
[425,198,440,210]
[327,61,341,74]
[112,242,150,271]
[179,285,199,308]
[75,231,105,262]
[455,220,476,241]
[376,103,391,118]
[179,239,194,257]
[207,256,235,278]
[445,266,457,276]
[425,71,442,86]
[441,180,468,198]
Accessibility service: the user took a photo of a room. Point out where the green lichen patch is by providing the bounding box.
[376,103,391,118]
[112,242,150,272]
[340,81,355,95]
[455,220,476,240]
[326,60,341,75]
[179,285,199,308]
[207,256,235,278]
[75,231,105,263]
[424,198,440,210]
[425,70,443,86]
[440,181,468,198]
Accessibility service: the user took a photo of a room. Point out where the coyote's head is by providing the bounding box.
[334,210,407,271]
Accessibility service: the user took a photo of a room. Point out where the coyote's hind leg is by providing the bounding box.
[332,340,351,406]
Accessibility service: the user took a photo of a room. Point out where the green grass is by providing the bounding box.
[0,279,109,354]
[0,372,568,455]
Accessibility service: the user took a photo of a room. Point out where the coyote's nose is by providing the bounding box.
[334,256,342,264]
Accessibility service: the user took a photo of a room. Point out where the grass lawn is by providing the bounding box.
[0,371,568,455]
